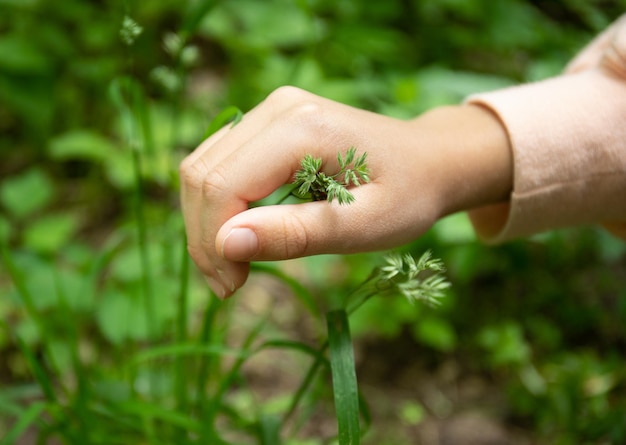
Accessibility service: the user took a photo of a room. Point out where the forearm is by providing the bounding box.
[464,14,626,242]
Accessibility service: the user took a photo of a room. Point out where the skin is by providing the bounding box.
[179,86,512,299]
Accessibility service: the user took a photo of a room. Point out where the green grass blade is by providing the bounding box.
[327,309,360,445]
[116,400,201,432]
[195,294,222,410]
[256,339,327,362]
[203,106,243,139]
[127,343,247,366]
[358,392,372,435]
[0,401,47,445]
[258,414,282,445]
[281,339,329,431]
[15,336,56,404]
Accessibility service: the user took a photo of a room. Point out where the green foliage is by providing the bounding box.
[1,0,626,443]
[0,168,55,219]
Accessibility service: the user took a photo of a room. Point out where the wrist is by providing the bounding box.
[409,105,513,219]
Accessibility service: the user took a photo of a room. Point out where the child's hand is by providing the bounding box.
[179,86,511,298]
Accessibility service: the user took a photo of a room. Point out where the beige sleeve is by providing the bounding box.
[465,15,626,243]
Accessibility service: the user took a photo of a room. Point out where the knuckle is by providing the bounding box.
[281,214,310,259]
[179,156,206,191]
[266,86,329,143]
[285,100,328,146]
[268,85,309,105]
[289,100,324,123]
[201,166,229,200]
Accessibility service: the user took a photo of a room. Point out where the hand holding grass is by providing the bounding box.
[180,86,512,298]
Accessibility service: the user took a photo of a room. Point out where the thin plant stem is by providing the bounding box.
[282,339,329,433]
[273,184,299,205]
[131,148,155,336]
[195,294,221,410]
[175,233,190,412]
[195,293,223,443]
[201,310,270,442]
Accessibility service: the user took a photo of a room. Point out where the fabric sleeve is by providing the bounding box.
[464,15,626,243]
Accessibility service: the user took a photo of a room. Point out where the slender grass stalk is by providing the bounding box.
[14,336,56,404]
[195,293,221,402]
[175,233,190,414]
[131,147,156,341]
[51,265,94,439]
[12,337,87,444]
[199,310,271,443]
[281,337,329,437]
[194,293,223,443]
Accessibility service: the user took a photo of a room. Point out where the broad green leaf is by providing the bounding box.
[48,129,117,162]
[478,322,530,367]
[433,212,476,244]
[56,267,93,312]
[0,36,50,73]
[23,213,79,254]
[46,339,73,374]
[9,253,56,311]
[0,75,54,134]
[0,168,54,219]
[201,2,316,49]
[96,289,144,345]
[97,277,176,344]
[104,151,134,189]
[327,309,360,445]
[258,414,281,445]
[399,401,425,426]
[412,316,457,352]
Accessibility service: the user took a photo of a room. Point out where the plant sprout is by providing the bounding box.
[376,250,450,307]
[292,147,371,205]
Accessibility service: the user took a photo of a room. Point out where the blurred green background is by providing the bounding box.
[1,0,626,444]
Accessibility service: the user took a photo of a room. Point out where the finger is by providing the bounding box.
[215,184,426,262]
[180,98,288,296]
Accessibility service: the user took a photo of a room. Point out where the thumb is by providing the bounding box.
[216,201,369,262]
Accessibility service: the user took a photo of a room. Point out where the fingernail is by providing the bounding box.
[204,275,226,299]
[222,228,259,261]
